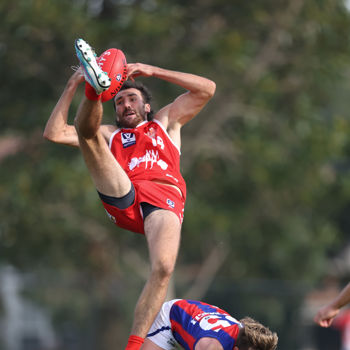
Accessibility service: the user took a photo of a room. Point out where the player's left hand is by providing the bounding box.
[69,66,85,85]
[127,63,154,81]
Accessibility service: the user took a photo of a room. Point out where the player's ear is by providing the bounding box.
[145,103,151,113]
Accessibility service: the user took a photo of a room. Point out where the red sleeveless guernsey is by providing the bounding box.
[109,119,186,199]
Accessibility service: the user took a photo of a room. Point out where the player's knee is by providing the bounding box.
[74,117,97,139]
[74,117,87,138]
[152,260,174,280]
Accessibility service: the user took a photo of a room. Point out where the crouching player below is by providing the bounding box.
[142,299,278,350]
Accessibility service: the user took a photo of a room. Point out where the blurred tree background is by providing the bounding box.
[1,0,350,349]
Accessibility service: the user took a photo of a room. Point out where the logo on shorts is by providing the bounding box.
[121,132,136,148]
[167,338,176,347]
[166,198,175,208]
[116,73,122,81]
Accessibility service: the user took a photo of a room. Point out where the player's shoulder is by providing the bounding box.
[153,108,169,127]
[154,112,181,133]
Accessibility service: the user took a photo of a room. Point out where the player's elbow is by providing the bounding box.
[43,130,54,142]
[207,80,216,98]
[43,130,61,144]
[201,80,216,101]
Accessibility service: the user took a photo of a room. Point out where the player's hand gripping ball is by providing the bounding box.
[97,48,127,103]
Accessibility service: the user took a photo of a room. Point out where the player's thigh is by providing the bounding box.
[141,339,166,350]
[144,210,181,269]
[78,133,131,196]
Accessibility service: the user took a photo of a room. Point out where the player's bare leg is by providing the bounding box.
[74,97,132,197]
[195,338,224,350]
[130,209,181,339]
[140,339,164,350]
[75,98,103,138]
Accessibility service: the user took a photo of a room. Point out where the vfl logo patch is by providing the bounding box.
[121,132,136,148]
[167,198,175,208]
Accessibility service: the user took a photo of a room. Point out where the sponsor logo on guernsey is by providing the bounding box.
[167,198,175,208]
[144,127,165,150]
[128,150,168,171]
[121,132,136,148]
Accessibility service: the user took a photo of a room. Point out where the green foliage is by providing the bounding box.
[2,0,350,349]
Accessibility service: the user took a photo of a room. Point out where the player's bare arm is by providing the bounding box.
[127,63,216,147]
[314,282,350,327]
[43,69,83,147]
[44,69,114,146]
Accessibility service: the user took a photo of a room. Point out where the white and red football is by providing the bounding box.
[97,48,127,103]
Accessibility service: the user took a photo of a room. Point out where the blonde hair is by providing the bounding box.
[236,317,278,350]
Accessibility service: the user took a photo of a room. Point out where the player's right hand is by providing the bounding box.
[314,305,339,327]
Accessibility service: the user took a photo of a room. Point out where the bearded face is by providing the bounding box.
[114,88,150,128]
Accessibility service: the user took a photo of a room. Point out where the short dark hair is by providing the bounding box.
[113,80,154,120]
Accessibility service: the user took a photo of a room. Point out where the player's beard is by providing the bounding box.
[116,106,147,128]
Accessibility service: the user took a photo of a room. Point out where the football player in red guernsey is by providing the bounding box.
[44,38,216,350]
